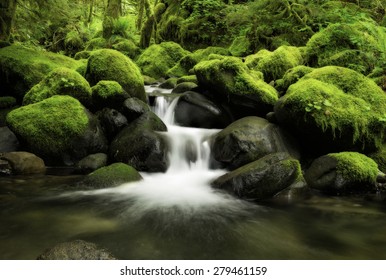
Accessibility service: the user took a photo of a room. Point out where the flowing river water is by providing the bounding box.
[1,86,386,259]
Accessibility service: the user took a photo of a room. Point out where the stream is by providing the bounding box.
[1,86,386,259]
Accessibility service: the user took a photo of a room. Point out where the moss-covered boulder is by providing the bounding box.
[167,46,231,77]
[76,153,108,174]
[212,153,302,201]
[91,80,129,111]
[246,46,304,82]
[306,22,386,75]
[0,96,17,109]
[275,66,314,94]
[136,42,190,79]
[274,66,386,154]
[171,82,198,94]
[112,39,141,60]
[212,116,299,169]
[85,49,146,102]
[6,95,108,165]
[81,163,142,189]
[0,45,82,101]
[23,67,92,107]
[109,112,169,172]
[194,56,278,117]
[305,152,378,195]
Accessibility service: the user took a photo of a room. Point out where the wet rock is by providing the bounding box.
[109,112,169,172]
[171,81,198,94]
[0,151,46,175]
[96,108,128,141]
[81,162,142,189]
[121,97,151,122]
[37,240,117,260]
[159,77,178,89]
[212,153,302,201]
[174,91,233,129]
[212,116,300,169]
[305,152,379,195]
[0,126,19,152]
[76,153,108,174]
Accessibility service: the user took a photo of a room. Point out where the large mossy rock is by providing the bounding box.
[37,240,116,260]
[194,56,278,117]
[6,95,108,165]
[274,66,386,154]
[306,21,386,75]
[304,152,378,195]
[23,67,92,107]
[85,49,146,102]
[136,42,190,79]
[212,153,302,201]
[109,112,169,172]
[0,45,83,101]
[212,116,299,169]
[81,163,142,189]
[245,46,304,82]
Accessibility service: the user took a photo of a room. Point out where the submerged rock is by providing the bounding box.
[37,240,117,260]
[6,95,108,166]
[0,151,46,175]
[212,116,299,169]
[305,152,378,195]
[81,162,142,189]
[212,153,302,201]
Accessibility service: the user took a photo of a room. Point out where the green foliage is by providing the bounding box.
[0,96,17,109]
[276,65,314,93]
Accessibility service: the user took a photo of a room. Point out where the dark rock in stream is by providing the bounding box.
[171,82,198,94]
[96,108,128,141]
[37,240,117,260]
[174,91,233,129]
[212,153,302,201]
[76,153,108,174]
[0,126,19,152]
[120,97,151,122]
[0,151,46,175]
[212,116,300,169]
[109,112,169,172]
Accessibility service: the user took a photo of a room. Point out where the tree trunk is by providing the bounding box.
[103,0,121,39]
[0,0,17,41]
[87,0,94,24]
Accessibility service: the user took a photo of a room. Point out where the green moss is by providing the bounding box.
[83,163,142,188]
[91,80,127,110]
[194,56,278,106]
[136,42,190,79]
[276,66,386,149]
[252,46,304,82]
[23,67,92,106]
[85,37,107,51]
[166,46,230,78]
[229,36,251,57]
[276,66,314,94]
[244,49,271,69]
[6,95,88,155]
[305,21,386,75]
[112,39,140,59]
[369,146,386,173]
[177,75,198,84]
[86,49,146,102]
[0,96,17,109]
[329,152,378,183]
[74,51,91,60]
[0,45,82,100]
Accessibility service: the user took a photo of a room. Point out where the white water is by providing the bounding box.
[66,86,252,213]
